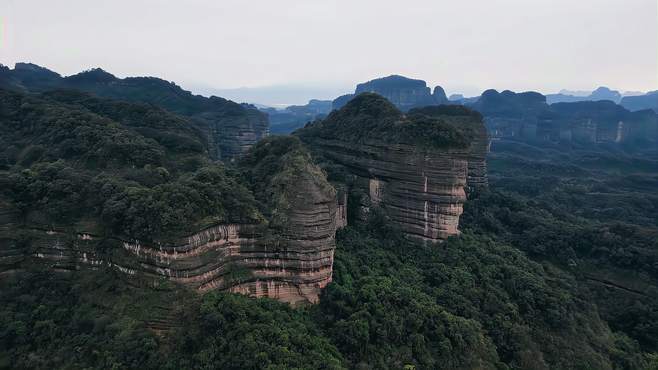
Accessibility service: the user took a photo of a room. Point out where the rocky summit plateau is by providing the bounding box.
[332,75,449,111]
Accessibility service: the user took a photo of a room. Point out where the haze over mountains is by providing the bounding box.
[0,62,269,160]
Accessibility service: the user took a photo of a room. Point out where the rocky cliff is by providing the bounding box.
[471,89,658,145]
[332,75,449,111]
[298,93,488,243]
[0,63,268,161]
[0,91,334,305]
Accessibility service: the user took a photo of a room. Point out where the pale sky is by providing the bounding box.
[1,0,657,105]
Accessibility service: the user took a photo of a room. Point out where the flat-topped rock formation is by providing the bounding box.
[469,89,658,145]
[298,93,488,243]
[332,75,449,111]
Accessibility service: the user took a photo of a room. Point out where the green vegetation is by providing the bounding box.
[462,140,658,359]
[0,270,343,370]
[239,135,335,231]
[1,86,657,369]
[296,93,479,149]
[2,215,652,369]
[0,89,261,241]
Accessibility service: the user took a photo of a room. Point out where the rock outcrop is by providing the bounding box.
[0,91,333,305]
[298,93,488,243]
[0,153,337,305]
[470,89,658,145]
[332,75,449,111]
[0,63,268,161]
[0,221,335,306]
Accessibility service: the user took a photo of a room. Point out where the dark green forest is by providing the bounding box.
[0,89,261,241]
[1,86,657,369]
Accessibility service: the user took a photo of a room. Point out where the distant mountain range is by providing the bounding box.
[546,87,623,104]
[331,75,448,111]
[546,87,658,113]
[620,90,658,113]
[0,62,269,160]
[261,74,658,147]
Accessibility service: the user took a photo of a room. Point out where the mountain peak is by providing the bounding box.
[65,68,117,84]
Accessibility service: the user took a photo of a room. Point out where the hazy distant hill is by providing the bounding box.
[470,88,658,145]
[332,75,448,111]
[546,86,622,104]
[621,90,658,113]
[0,63,268,160]
[263,99,332,134]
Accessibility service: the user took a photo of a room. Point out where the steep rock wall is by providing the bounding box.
[305,138,470,241]
[0,204,336,305]
[333,75,450,111]
[194,109,269,161]
[0,136,337,306]
[298,94,489,243]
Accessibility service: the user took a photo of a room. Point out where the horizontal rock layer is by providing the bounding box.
[0,151,338,305]
[0,219,335,305]
[304,137,482,242]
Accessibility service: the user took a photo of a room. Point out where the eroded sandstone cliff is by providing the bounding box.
[332,75,450,111]
[0,141,337,304]
[297,93,488,242]
[0,90,332,305]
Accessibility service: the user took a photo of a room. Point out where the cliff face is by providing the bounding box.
[0,221,334,306]
[193,105,269,160]
[332,75,449,111]
[0,63,268,160]
[472,89,658,146]
[0,159,336,305]
[0,91,334,305]
[297,94,488,243]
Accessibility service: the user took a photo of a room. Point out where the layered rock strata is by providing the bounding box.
[298,94,488,242]
[0,199,336,306]
[0,136,337,305]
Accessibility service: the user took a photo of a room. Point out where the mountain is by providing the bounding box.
[332,75,449,111]
[0,88,338,305]
[621,90,658,113]
[469,88,658,145]
[1,84,655,369]
[0,63,269,160]
[264,99,332,134]
[546,86,622,104]
[297,93,488,242]
[471,89,549,118]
